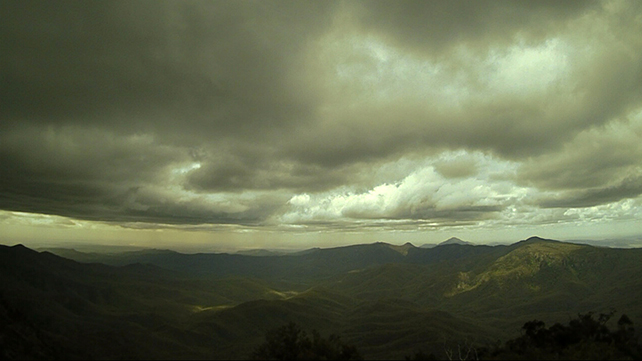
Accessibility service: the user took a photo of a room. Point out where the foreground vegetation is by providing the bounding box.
[487,312,641,360]
[251,322,362,360]
[257,312,641,360]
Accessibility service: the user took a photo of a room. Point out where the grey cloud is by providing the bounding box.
[516,117,642,195]
[290,1,642,166]
[0,177,288,226]
[284,9,642,167]
[518,148,641,193]
[1,1,332,137]
[434,157,478,179]
[285,97,592,169]
[186,158,354,193]
[0,125,286,225]
[349,205,504,222]
[0,125,185,184]
[538,173,642,208]
[350,0,597,58]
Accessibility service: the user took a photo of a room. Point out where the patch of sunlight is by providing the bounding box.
[267,290,299,299]
[190,304,231,313]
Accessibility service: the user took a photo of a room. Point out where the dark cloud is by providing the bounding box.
[538,173,642,209]
[434,158,478,179]
[0,125,184,183]
[185,158,354,193]
[0,173,289,225]
[0,124,287,225]
[516,118,642,201]
[350,0,598,57]
[1,1,332,137]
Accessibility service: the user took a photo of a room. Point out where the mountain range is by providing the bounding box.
[2,236,642,359]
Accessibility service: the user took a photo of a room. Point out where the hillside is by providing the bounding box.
[3,237,642,359]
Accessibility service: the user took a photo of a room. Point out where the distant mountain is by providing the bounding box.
[420,237,472,248]
[386,241,416,255]
[43,241,490,281]
[235,249,294,257]
[437,237,472,246]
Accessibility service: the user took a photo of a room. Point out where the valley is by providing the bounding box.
[2,236,641,359]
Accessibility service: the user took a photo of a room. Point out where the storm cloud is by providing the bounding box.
[1,1,641,241]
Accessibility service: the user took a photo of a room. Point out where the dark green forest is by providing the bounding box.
[1,237,641,359]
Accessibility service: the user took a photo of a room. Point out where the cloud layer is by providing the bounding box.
[1,1,641,238]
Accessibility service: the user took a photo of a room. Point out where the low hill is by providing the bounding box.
[0,244,294,359]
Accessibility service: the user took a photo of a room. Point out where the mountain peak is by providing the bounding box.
[388,242,416,256]
[3,243,37,255]
[438,237,472,246]
[523,236,558,243]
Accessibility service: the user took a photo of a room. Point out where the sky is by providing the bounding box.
[1,0,642,252]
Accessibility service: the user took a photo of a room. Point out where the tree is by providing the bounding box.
[480,312,641,360]
[250,322,362,360]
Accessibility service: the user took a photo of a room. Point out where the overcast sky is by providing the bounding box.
[1,1,641,251]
